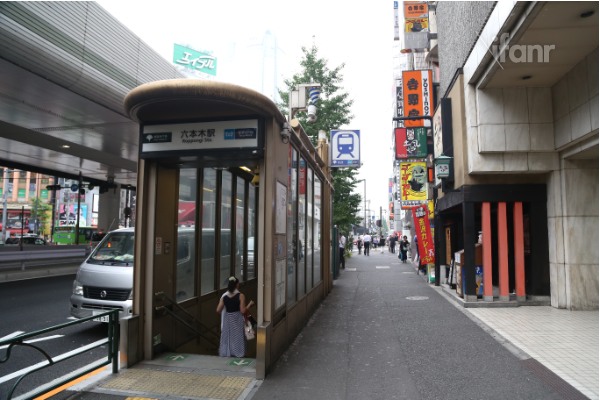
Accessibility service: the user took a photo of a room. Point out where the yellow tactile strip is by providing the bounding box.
[101,368,252,400]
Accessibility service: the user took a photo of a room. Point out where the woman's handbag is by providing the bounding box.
[244,315,255,340]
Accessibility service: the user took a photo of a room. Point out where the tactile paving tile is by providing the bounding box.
[101,369,252,400]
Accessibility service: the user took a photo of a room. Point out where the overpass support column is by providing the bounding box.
[98,187,122,232]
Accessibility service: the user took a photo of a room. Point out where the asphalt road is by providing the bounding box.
[0,275,109,400]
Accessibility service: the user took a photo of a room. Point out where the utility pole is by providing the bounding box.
[1,195,6,244]
[75,172,82,245]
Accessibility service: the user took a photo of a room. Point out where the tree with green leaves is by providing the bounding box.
[278,44,363,236]
[30,197,52,236]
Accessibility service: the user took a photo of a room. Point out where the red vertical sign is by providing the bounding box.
[395,128,408,159]
[412,204,434,265]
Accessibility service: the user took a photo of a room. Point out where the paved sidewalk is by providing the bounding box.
[249,249,597,400]
[50,248,598,400]
[464,305,598,399]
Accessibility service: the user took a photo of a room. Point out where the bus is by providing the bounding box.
[52,226,97,245]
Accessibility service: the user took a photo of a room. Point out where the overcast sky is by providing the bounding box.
[96,0,396,218]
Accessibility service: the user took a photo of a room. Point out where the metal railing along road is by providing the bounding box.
[0,246,87,281]
[0,310,119,400]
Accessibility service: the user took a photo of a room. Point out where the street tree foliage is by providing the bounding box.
[29,197,52,235]
[278,44,363,235]
[278,45,353,145]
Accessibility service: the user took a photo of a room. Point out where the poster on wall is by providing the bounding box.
[275,258,286,309]
[412,204,435,265]
[399,161,428,208]
[276,181,287,234]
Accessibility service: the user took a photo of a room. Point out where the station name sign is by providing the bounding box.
[141,119,259,154]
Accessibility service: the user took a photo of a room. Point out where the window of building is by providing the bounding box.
[287,148,298,305]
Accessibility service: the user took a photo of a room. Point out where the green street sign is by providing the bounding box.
[173,44,217,76]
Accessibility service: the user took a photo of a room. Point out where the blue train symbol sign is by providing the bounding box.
[330,130,360,168]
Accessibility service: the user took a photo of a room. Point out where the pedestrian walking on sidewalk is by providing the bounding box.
[339,233,346,269]
[363,233,372,256]
[389,233,397,253]
[413,234,420,264]
[399,235,410,263]
[216,276,254,358]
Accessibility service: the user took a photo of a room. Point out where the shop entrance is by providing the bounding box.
[150,164,259,357]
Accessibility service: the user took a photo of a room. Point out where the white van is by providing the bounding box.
[70,227,234,321]
[70,227,136,321]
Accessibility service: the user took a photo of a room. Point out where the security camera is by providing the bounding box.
[280,122,291,143]
[307,104,317,123]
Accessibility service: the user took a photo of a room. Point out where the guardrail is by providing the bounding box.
[0,247,87,281]
[0,309,119,400]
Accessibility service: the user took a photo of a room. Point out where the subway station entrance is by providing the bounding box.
[122,80,333,378]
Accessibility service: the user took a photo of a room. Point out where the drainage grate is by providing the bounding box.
[521,358,589,400]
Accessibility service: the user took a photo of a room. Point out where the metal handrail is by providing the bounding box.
[0,309,119,400]
[154,292,219,348]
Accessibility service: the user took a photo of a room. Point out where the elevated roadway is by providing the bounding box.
[0,2,184,188]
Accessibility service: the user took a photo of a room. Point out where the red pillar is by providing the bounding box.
[481,202,493,301]
[497,202,509,301]
[513,202,526,300]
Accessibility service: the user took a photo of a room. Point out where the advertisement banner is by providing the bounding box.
[395,127,428,159]
[412,204,434,265]
[403,2,429,50]
[402,70,433,127]
[173,44,217,76]
[404,1,428,18]
[404,17,429,33]
[400,161,428,207]
[58,204,87,226]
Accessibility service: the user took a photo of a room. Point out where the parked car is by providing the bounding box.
[4,236,48,245]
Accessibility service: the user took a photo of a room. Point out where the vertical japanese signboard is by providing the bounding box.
[395,84,403,119]
[402,70,433,127]
[395,127,428,159]
[412,204,434,265]
[399,161,427,208]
